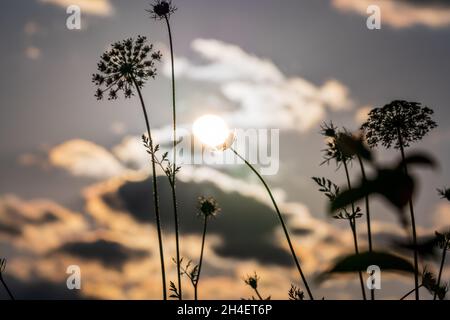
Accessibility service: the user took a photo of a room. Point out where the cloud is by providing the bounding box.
[55,239,148,268]
[433,202,450,228]
[165,39,354,132]
[354,105,373,125]
[171,39,284,83]
[3,162,445,299]
[49,139,126,179]
[332,0,450,28]
[17,137,450,299]
[39,0,114,16]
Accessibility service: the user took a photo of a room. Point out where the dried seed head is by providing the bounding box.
[197,196,221,219]
[244,272,259,290]
[147,0,177,20]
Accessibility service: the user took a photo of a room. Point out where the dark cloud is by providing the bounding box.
[54,240,148,268]
[0,224,21,236]
[105,177,299,266]
[401,0,450,8]
[0,276,82,300]
[292,227,314,236]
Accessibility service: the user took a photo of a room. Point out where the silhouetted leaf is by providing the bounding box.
[330,183,375,212]
[337,133,372,162]
[330,168,414,215]
[319,251,414,281]
[169,281,180,299]
[395,235,440,258]
[399,153,437,169]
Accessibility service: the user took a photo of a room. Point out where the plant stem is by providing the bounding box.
[343,161,367,300]
[231,148,314,300]
[0,275,14,300]
[397,128,419,300]
[400,284,423,300]
[164,14,182,301]
[133,78,167,300]
[195,217,208,300]
[434,241,448,300]
[357,155,374,300]
[254,288,264,300]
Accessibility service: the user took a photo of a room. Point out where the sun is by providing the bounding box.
[193,115,230,148]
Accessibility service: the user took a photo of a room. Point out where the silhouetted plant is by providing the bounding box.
[320,251,414,279]
[147,0,176,20]
[312,177,363,220]
[143,136,180,185]
[169,280,181,299]
[194,196,220,300]
[177,258,198,295]
[147,0,183,299]
[229,145,314,300]
[0,259,14,300]
[401,267,446,300]
[193,117,315,299]
[362,100,437,300]
[434,231,450,300]
[312,176,365,299]
[92,36,168,299]
[320,123,367,300]
[244,272,270,300]
[437,187,450,201]
[92,36,161,100]
[331,153,435,216]
[288,284,304,300]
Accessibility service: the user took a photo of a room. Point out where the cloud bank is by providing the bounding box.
[332,0,450,28]
[165,39,354,132]
[39,0,114,16]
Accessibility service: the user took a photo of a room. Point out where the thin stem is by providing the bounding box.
[254,288,264,300]
[0,275,15,300]
[400,284,423,300]
[231,148,314,300]
[434,242,448,300]
[397,128,419,300]
[133,78,167,300]
[164,14,182,301]
[357,155,374,300]
[343,162,367,300]
[195,217,208,300]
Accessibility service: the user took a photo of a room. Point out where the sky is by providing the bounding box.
[1,0,450,300]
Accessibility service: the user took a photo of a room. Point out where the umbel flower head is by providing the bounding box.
[147,0,177,20]
[92,36,162,100]
[197,196,221,219]
[361,100,437,149]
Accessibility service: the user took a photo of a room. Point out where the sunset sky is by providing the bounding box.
[1,0,450,299]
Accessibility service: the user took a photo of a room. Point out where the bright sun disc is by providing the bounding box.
[193,115,230,147]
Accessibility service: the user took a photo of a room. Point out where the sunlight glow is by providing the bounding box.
[193,115,230,148]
